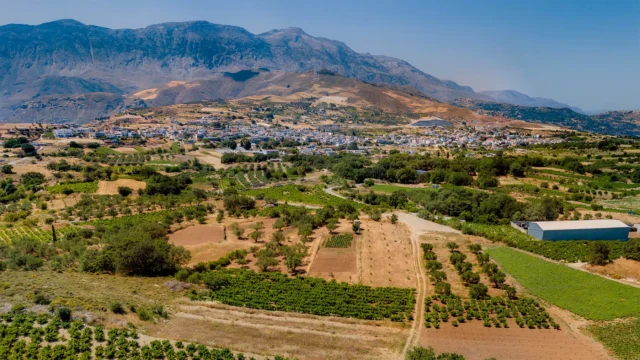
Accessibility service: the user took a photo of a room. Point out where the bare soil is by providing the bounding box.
[96,179,146,195]
[308,221,358,283]
[419,319,609,360]
[146,301,408,360]
[575,258,640,286]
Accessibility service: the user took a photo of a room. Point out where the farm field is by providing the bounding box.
[487,247,640,321]
[96,179,147,195]
[419,320,609,360]
[574,258,640,285]
[360,219,417,288]
[308,220,358,283]
[244,184,365,208]
[0,225,76,243]
[48,181,98,194]
[587,318,640,360]
[149,301,408,360]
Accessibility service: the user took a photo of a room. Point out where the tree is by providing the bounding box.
[326,218,338,234]
[51,224,57,243]
[434,282,451,295]
[624,238,640,261]
[503,285,517,300]
[284,244,308,274]
[230,222,245,239]
[271,230,285,245]
[430,270,447,284]
[390,214,398,225]
[117,186,133,197]
[352,222,360,234]
[216,210,224,223]
[490,270,506,288]
[241,137,252,151]
[249,228,264,243]
[476,253,490,266]
[406,346,464,360]
[461,271,480,286]
[256,250,278,272]
[469,283,488,299]
[298,223,313,242]
[588,242,610,265]
[446,242,459,252]
[509,162,525,177]
[468,244,482,254]
[273,218,286,231]
[1,165,13,174]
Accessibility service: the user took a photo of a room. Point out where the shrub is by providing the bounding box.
[109,302,126,314]
[588,242,610,266]
[56,307,72,322]
[624,238,640,261]
[117,186,133,197]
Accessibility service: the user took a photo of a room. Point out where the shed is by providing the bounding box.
[528,220,630,241]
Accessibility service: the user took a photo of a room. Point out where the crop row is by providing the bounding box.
[0,226,76,244]
[325,233,354,248]
[0,312,290,360]
[48,181,98,194]
[190,268,416,322]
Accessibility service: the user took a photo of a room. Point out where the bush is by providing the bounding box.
[56,307,72,322]
[588,242,610,266]
[624,238,640,261]
[109,302,126,314]
[117,186,133,197]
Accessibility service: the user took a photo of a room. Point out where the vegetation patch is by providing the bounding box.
[486,247,640,320]
[324,233,354,248]
[190,269,415,322]
[587,318,640,359]
[48,181,98,194]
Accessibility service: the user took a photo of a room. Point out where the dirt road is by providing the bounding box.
[396,212,459,358]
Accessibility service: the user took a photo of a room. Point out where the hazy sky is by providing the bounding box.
[0,0,638,111]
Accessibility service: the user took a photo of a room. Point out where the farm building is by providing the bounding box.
[528,220,630,241]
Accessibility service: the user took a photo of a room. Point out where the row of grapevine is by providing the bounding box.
[190,268,416,322]
[0,226,76,244]
[324,234,354,248]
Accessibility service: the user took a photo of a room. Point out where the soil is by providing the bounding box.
[146,301,408,360]
[96,179,147,195]
[360,220,417,288]
[307,220,358,283]
[419,319,609,360]
[574,258,640,286]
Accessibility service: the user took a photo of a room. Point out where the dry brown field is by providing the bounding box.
[96,179,147,195]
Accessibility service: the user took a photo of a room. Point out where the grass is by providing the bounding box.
[0,270,178,312]
[587,318,640,359]
[486,247,640,321]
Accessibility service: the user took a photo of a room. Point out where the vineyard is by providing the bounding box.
[324,233,354,248]
[244,185,365,209]
[0,226,76,244]
[0,312,291,360]
[86,206,211,227]
[487,247,640,321]
[48,182,98,194]
[587,318,640,359]
[190,269,416,322]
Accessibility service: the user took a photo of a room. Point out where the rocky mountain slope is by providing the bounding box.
[478,90,583,113]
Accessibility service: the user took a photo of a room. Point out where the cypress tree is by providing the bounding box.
[51,224,57,243]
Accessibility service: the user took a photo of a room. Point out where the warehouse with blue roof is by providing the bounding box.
[527,219,630,241]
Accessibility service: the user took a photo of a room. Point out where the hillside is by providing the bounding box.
[478,90,583,113]
[455,99,640,137]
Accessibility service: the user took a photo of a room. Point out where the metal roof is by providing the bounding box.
[531,220,629,231]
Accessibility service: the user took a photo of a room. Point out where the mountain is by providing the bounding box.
[0,19,489,123]
[455,99,640,137]
[478,90,583,113]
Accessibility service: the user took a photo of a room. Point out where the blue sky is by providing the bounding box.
[0,0,638,111]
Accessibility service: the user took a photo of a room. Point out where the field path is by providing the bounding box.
[396,212,458,358]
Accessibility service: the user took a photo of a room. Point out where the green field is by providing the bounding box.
[587,318,640,359]
[48,181,98,194]
[486,247,640,321]
[371,184,419,193]
[244,185,365,209]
